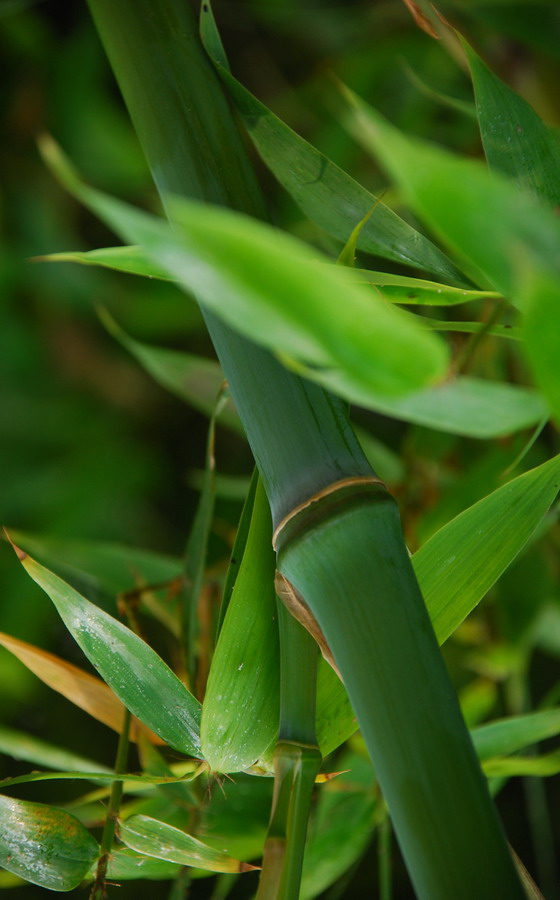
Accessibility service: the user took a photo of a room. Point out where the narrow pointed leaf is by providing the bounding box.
[36,246,172,281]
[413,454,560,644]
[0,795,98,892]
[0,725,110,775]
[40,137,449,400]
[201,479,279,773]
[9,545,201,756]
[0,631,163,744]
[119,815,258,873]
[7,529,181,604]
[472,709,560,761]
[339,267,502,306]
[212,66,467,283]
[342,90,560,300]
[341,93,560,421]
[483,753,560,778]
[100,309,242,433]
[463,35,560,206]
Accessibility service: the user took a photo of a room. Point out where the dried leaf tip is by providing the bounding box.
[240,862,261,872]
[3,528,28,561]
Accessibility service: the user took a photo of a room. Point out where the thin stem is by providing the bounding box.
[89,707,131,900]
[451,297,507,375]
[378,809,393,900]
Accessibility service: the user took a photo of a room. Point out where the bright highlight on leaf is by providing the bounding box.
[0,795,98,892]
[7,537,201,757]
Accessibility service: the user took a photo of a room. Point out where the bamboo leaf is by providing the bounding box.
[201,479,279,773]
[42,246,500,307]
[35,246,172,281]
[99,308,242,434]
[339,267,502,306]
[483,752,560,778]
[301,753,377,900]
[472,709,560,761]
[8,542,201,757]
[311,373,547,438]
[340,90,560,419]
[119,815,259,873]
[40,138,449,400]
[0,769,200,790]
[0,795,98,891]
[6,529,182,606]
[462,35,560,206]
[341,88,560,301]
[0,726,111,775]
[0,632,163,744]
[212,66,467,284]
[103,847,182,881]
[413,454,560,644]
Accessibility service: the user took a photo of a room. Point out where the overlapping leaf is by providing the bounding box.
[341,89,560,419]
[40,137,449,403]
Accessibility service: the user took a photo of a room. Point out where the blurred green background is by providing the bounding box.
[1,0,560,896]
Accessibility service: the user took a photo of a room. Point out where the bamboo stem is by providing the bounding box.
[89,707,130,900]
[85,3,525,898]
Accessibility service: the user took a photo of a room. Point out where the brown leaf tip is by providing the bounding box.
[3,529,27,561]
[240,862,261,872]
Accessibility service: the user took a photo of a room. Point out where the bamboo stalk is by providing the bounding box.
[85,2,524,898]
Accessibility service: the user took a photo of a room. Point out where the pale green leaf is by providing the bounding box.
[0,726,110,775]
[119,815,258,873]
[472,709,560,760]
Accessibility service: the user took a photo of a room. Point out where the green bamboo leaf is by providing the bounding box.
[9,543,201,757]
[201,479,279,773]
[483,752,560,778]
[103,847,181,881]
[99,308,242,434]
[36,246,172,281]
[0,769,198,790]
[0,795,99,891]
[312,373,547,438]
[213,66,467,284]
[339,267,502,306]
[218,469,258,629]
[119,815,259,873]
[413,454,560,644]
[462,35,560,206]
[0,726,111,775]
[301,753,377,900]
[40,137,449,400]
[413,317,521,341]
[472,709,560,761]
[6,529,181,606]
[340,90,560,419]
[315,659,356,758]
[42,246,499,307]
[341,88,560,300]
